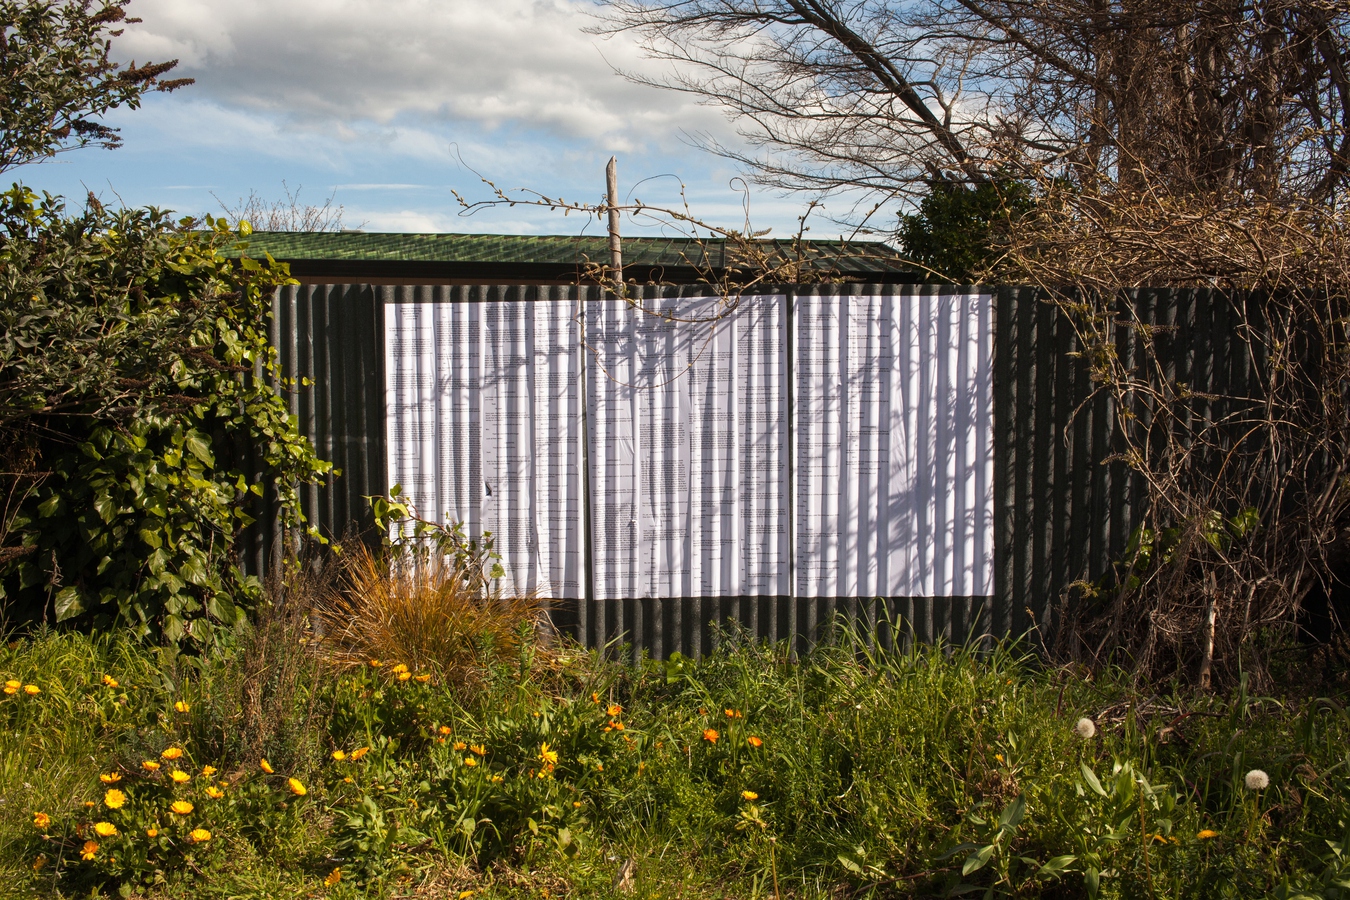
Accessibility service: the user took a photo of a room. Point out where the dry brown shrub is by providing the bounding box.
[310,542,552,691]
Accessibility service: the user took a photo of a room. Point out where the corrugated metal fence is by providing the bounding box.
[244,282,1244,657]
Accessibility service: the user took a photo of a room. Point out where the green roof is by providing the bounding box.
[233,232,908,275]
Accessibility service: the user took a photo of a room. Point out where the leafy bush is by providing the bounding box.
[0,186,330,643]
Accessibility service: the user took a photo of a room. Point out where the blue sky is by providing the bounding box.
[9,0,829,239]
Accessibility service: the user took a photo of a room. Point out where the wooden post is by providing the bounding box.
[606,156,623,296]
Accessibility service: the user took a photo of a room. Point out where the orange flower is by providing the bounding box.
[99,772,122,784]
[610,721,625,731]
[741,790,758,801]
[142,760,160,771]
[453,741,467,751]
[160,747,183,761]
[170,770,190,784]
[725,708,742,719]
[349,747,369,761]
[369,659,382,667]
[32,855,46,871]
[205,786,225,799]
[189,828,211,843]
[146,827,159,838]
[702,728,719,743]
[287,778,307,796]
[200,765,217,777]
[414,674,431,683]
[464,757,478,767]
[174,700,190,713]
[93,822,118,838]
[747,736,763,747]
[438,726,453,735]
[170,800,194,816]
[607,703,623,717]
[469,744,486,756]
[102,675,119,688]
[80,841,99,861]
[23,684,39,695]
[259,759,274,774]
[591,692,600,702]
[1197,829,1219,840]
[32,812,50,830]
[325,868,342,887]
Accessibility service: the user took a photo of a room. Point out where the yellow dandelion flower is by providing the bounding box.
[1198,829,1219,840]
[160,747,183,761]
[702,728,719,743]
[741,790,759,801]
[539,742,558,765]
[453,740,467,751]
[174,700,190,713]
[332,749,347,761]
[102,675,119,688]
[325,867,342,887]
[489,774,503,783]
[391,663,409,674]
[23,684,39,695]
[146,827,158,838]
[573,801,582,808]
[83,801,95,808]
[259,758,274,774]
[438,725,453,735]
[32,812,50,830]
[99,772,122,784]
[343,776,353,783]
[995,753,1005,764]
[459,892,475,900]
[414,673,431,683]
[464,757,478,767]
[104,789,126,809]
[4,680,19,689]
[200,765,217,777]
[349,747,369,760]
[2,684,16,695]
[607,703,623,717]
[747,736,763,747]
[32,855,46,871]
[80,841,99,861]
[170,770,190,784]
[611,721,625,731]
[205,786,224,799]
[725,708,742,719]
[189,828,211,843]
[170,800,194,815]
[397,671,411,682]
[142,760,160,771]
[287,777,307,796]
[93,822,118,838]
[470,744,485,756]
[369,659,381,667]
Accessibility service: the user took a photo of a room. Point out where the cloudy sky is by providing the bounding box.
[11,0,820,237]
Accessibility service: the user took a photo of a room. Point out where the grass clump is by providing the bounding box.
[0,619,1346,899]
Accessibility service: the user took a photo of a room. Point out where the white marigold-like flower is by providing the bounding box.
[1244,769,1270,791]
[1074,717,1097,739]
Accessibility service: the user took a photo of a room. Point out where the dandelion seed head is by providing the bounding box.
[1074,717,1097,739]
[1245,769,1269,791]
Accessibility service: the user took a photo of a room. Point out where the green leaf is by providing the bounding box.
[54,586,86,621]
[184,431,214,466]
[1081,762,1107,797]
[1038,855,1076,876]
[962,844,996,876]
[838,855,865,875]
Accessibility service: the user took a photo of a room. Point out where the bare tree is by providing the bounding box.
[597,0,1350,210]
[213,182,357,233]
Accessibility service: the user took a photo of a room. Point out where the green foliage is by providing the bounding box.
[898,178,1034,282]
[0,186,331,643]
[0,0,192,171]
[1,625,1349,898]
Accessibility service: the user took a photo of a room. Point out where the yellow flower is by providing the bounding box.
[331,749,346,761]
[205,786,224,799]
[397,671,412,682]
[470,744,486,756]
[489,774,503,783]
[369,659,382,667]
[325,868,342,887]
[259,758,274,774]
[4,680,19,689]
[93,822,118,838]
[170,770,190,784]
[611,721,625,731]
[725,708,742,718]
[464,757,478,767]
[104,789,126,809]
[458,891,475,899]
[607,703,623,717]
[174,700,190,713]
[32,855,46,872]
[102,675,119,688]
[1197,829,1219,840]
[573,801,582,808]
[741,790,759,801]
[747,736,763,747]
[439,725,453,735]
[343,776,353,784]
[32,812,50,830]
[453,740,467,751]
[160,747,183,761]
[23,684,39,695]
[391,663,409,674]
[200,765,217,777]
[995,753,1005,764]
[189,828,211,843]
[349,747,369,761]
[170,800,194,815]
[99,772,122,784]
[287,778,307,796]
[2,684,16,695]
[414,673,431,683]
[539,742,558,765]
[703,728,719,743]
[142,760,160,771]
[591,692,600,702]
[145,828,159,838]
[80,840,99,861]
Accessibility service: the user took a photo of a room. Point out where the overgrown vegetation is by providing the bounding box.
[0,188,331,643]
[0,609,1347,899]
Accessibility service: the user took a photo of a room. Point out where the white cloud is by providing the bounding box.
[118,0,733,150]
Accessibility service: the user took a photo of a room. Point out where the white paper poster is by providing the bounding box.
[794,290,993,598]
[584,294,791,599]
[384,297,585,599]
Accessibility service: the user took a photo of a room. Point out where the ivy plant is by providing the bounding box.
[0,185,330,643]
